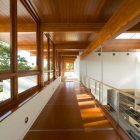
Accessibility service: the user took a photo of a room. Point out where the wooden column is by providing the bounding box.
[11,0,18,100]
[61,56,64,77]
[58,53,61,76]
[37,23,44,87]
[47,35,50,81]
[53,43,56,79]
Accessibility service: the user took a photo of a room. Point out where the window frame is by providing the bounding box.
[0,0,61,115]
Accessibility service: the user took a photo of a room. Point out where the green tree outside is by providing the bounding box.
[0,41,32,71]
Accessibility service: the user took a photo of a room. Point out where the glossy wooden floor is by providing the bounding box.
[24,81,121,140]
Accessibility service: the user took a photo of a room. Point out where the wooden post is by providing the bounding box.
[11,0,18,100]
[37,23,44,87]
[58,53,61,76]
[53,43,56,79]
[47,35,50,81]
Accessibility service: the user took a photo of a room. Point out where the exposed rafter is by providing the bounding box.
[56,44,87,50]
[0,22,105,32]
[81,0,140,59]
[59,52,79,56]
[42,23,105,32]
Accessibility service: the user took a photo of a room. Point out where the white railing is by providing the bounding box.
[82,76,140,140]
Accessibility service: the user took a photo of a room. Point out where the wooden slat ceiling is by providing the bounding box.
[0,0,140,60]
[49,32,91,43]
[30,0,123,23]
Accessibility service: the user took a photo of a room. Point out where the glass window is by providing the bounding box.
[43,34,48,81]
[0,0,10,72]
[17,0,37,71]
[18,75,37,94]
[0,79,11,103]
[65,63,74,72]
[50,42,53,79]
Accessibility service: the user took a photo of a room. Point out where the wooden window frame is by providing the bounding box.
[0,0,41,114]
[0,0,60,115]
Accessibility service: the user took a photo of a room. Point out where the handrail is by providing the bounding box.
[87,76,140,101]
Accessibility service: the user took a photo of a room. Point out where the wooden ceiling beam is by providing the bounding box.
[57,49,81,52]
[56,44,87,50]
[0,22,105,32]
[42,23,105,32]
[103,45,140,52]
[0,24,36,32]
[60,52,79,56]
[0,23,140,32]
[81,0,140,59]
[128,22,140,32]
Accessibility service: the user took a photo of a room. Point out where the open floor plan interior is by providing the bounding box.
[0,0,140,140]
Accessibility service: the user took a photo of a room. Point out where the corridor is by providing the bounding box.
[24,81,120,140]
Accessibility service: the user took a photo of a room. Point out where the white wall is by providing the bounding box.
[80,52,138,89]
[102,52,136,89]
[80,52,102,87]
[0,77,61,140]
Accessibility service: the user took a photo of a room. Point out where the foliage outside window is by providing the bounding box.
[0,41,32,71]
[0,41,10,71]
[65,63,74,72]
[0,79,11,103]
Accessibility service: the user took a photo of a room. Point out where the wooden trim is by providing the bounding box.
[59,54,61,76]
[56,44,87,50]
[11,0,18,101]
[42,23,105,32]
[81,0,140,59]
[37,22,44,87]
[0,72,15,80]
[0,71,39,79]
[0,22,105,32]
[53,43,56,79]
[46,34,50,81]
[17,70,39,77]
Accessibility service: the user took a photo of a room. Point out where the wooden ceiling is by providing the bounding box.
[0,0,140,60]
[30,0,123,23]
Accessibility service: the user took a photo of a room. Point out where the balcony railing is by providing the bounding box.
[82,75,140,140]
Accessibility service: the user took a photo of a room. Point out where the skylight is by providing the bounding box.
[116,33,140,39]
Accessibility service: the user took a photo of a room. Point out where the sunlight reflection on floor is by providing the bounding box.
[76,93,112,129]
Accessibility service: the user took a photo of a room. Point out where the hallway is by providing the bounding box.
[24,81,120,140]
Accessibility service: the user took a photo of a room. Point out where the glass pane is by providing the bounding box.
[50,42,53,71]
[17,0,37,71]
[18,76,37,93]
[50,41,53,79]
[50,72,53,79]
[43,34,48,81]
[0,0,10,72]
[0,79,11,103]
